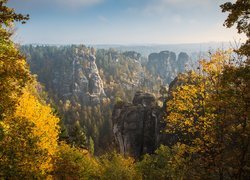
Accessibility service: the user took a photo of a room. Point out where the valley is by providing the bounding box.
[21,45,190,154]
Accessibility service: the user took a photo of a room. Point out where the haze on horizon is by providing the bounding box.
[9,0,246,45]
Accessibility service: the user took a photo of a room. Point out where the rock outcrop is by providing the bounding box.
[85,54,106,104]
[112,91,165,158]
[147,51,189,85]
[27,46,105,105]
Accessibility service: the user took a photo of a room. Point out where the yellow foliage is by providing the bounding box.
[15,87,59,157]
[0,86,59,178]
[53,142,101,179]
[0,37,31,119]
[165,50,250,178]
[100,152,141,180]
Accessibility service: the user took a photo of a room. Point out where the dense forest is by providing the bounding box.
[20,44,188,153]
[0,0,249,179]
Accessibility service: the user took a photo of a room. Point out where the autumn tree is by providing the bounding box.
[0,1,60,178]
[100,152,141,180]
[220,1,250,178]
[0,0,30,121]
[163,2,250,178]
[138,144,189,180]
[221,0,250,56]
[166,51,250,179]
[0,0,29,39]
[0,85,59,178]
[53,142,101,179]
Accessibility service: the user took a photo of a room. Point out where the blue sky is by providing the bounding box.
[9,0,246,44]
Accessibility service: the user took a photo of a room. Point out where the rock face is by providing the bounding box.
[112,91,165,158]
[71,50,106,105]
[27,46,105,105]
[85,54,106,104]
[147,51,189,85]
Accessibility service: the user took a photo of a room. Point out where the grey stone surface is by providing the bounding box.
[112,91,165,158]
[147,51,189,85]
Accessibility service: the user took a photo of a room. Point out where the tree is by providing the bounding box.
[0,2,60,178]
[221,0,250,56]
[53,142,101,179]
[138,144,189,180]
[219,54,250,179]
[0,86,59,178]
[70,120,87,148]
[0,0,29,39]
[0,0,30,124]
[165,51,250,179]
[0,0,31,166]
[100,152,141,180]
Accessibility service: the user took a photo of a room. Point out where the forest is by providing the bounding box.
[0,0,249,179]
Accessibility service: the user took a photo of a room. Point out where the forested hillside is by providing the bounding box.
[21,45,188,153]
[0,0,249,179]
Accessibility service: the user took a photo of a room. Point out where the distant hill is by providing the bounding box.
[92,42,231,57]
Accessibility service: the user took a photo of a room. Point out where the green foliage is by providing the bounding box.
[89,136,95,155]
[1,1,249,179]
[21,45,160,153]
[95,48,159,102]
[53,142,101,179]
[100,152,141,180]
[70,120,87,148]
[138,144,190,180]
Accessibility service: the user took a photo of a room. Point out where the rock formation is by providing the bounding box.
[112,91,165,158]
[27,46,105,105]
[147,51,189,85]
[85,54,106,104]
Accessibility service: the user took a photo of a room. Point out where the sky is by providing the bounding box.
[8,0,246,45]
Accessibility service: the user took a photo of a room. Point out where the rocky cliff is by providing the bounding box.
[26,45,105,105]
[21,45,189,152]
[112,91,166,158]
